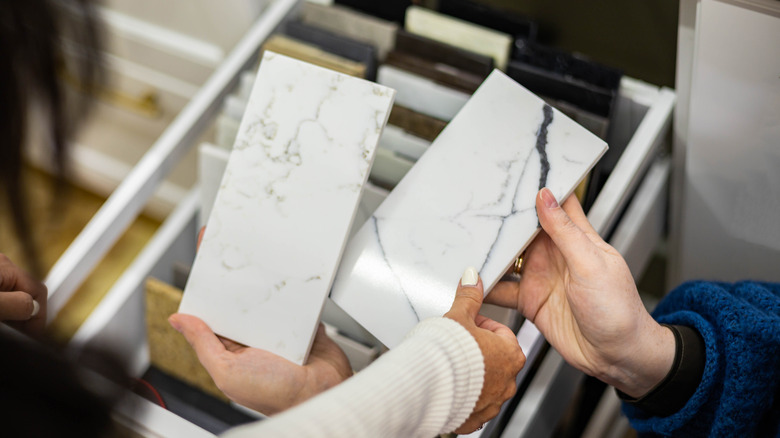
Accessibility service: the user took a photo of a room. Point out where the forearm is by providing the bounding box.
[223,317,484,438]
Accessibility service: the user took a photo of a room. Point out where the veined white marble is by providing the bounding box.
[378,65,470,121]
[331,70,608,348]
[180,52,395,365]
[405,6,513,70]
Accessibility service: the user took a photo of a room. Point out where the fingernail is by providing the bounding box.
[30,300,39,317]
[540,188,558,209]
[461,267,479,287]
[168,316,182,333]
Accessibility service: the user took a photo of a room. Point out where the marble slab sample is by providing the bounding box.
[378,65,470,122]
[438,0,538,40]
[300,3,398,60]
[262,35,366,78]
[180,52,395,365]
[385,50,484,94]
[395,29,494,78]
[285,20,378,81]
[331,70,608,348]
[405,6,512,70]
[388,104,448,142]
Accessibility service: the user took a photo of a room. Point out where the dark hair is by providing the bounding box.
[0,330,119,437]
[0,0,103,277]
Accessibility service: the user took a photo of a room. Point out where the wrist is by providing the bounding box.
[600,322,676,398]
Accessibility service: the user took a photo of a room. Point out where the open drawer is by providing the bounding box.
[47,1,675,435]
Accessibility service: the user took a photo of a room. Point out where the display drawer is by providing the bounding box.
[47,2,674,435]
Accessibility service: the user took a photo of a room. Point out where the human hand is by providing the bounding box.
[169,315,352,415]
[0,254,47,337]
[487,189,674,398]
[445,267,525,434]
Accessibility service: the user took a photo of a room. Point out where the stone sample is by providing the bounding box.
[180,52,394,364]
[405,6,512,70]
[331,70,607,348]
[300,2,398,60]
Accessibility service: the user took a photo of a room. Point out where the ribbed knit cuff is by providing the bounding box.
[617,324,705,417]
[405,318,485,432]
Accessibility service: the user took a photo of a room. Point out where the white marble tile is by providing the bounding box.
[405,6,513,70]
[378,65,470,121]
[180,52,395,365]
[331,70,608,348]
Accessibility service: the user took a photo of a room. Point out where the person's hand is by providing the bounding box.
[487,188,675,398]
[445,267,525,434]
[0,253,47,337]
[169,315,352,415]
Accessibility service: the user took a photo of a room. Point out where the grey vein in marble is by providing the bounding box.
[331,70,607,348]
[180,52,394,364]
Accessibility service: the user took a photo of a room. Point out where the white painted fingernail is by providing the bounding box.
[31,300,40,317]
[461,267,479,287]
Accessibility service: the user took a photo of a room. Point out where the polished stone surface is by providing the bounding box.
[180,52,394,364]
[285,20,378,81]
[378,65,470,122]
[387,104,448,142]
[405,6,512,70]
[385,50,484,94]
[331,70,607,347]
[394,29,494,78]
[262,34,366,78]
[300,3,398,61]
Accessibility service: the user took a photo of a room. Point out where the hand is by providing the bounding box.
[487,188,675,398]
[169,315,352,415]
[0,253,47,337]
[445,267,525,434]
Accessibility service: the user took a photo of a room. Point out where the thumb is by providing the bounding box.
[0,291,38,321]
[536,188,595,266]
[448,267,484,321]
[169,313,226,371]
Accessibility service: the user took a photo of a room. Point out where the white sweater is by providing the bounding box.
[222,317,485,437]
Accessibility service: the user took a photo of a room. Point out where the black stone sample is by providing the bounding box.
[438,0,538,40]
[334,0,412,24]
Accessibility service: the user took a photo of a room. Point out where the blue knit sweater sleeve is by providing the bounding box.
[622,281,780,437]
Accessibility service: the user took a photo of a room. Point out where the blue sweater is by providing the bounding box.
[623,281,780,436]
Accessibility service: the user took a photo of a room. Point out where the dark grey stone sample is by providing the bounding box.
[284,20,378,81]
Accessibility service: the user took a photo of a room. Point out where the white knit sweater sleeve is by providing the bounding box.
[221,317,485,438]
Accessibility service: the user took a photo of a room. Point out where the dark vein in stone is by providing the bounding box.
[477,147,536,273]
[536,104,553,190]
[371,216,420,321]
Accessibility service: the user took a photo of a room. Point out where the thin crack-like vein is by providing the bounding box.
[477,145,537,273]
[371,216,421,321]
